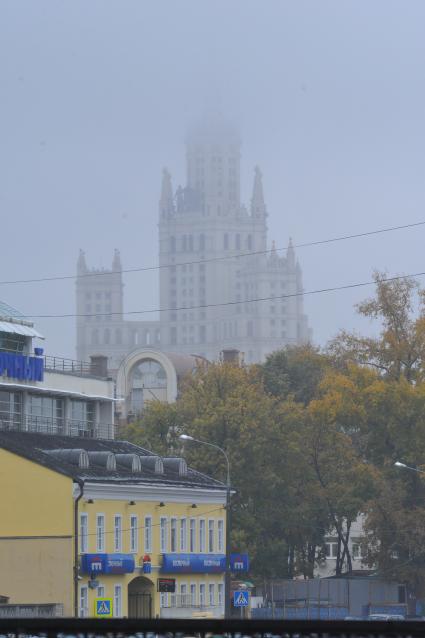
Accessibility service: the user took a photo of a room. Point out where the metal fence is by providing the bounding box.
[0,413,115,439]
[43,355,94,377]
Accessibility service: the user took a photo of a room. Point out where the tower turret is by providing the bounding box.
[287,237,296,270]
[77,249,87,275]
[159,168,175,217]
[112,249,122,272]
[251,166,267,218]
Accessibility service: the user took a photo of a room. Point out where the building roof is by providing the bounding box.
[0,300,27,320]
[0,300,44,338]
[0,431,225,490]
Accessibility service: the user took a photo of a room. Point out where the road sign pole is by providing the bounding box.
[225,481,231,619]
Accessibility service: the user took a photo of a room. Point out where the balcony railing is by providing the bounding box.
[43,355,100,377]
[0,413,115,440]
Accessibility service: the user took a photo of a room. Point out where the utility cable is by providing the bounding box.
[0,220,423,286]
[22,269,425,319]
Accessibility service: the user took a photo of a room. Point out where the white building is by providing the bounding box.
[0,300,115,439]
[315,515,370,578]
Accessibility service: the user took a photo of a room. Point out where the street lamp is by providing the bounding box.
[179,433,231,619]
[395,461,425,475]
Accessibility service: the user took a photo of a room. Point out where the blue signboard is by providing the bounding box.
[230,553,249,572]
[234,590,249,607]
[161,553,226,574]
[81,553,135,575]
[0,352,43,382]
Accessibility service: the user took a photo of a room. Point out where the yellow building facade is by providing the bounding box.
[0,431,227,618]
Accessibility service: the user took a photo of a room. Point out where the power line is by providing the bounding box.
[1,220,424,286]
[23,270,425,319]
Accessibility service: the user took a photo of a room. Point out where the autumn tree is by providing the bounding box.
[330,271,425,383]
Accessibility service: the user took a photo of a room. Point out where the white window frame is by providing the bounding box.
[114,515,122,552]
[325,540,338,559]
[189,518,196,552]
[180,582,188,607]
[114,584,122,617]
[144,516,152,553]
[208,519,215,553]
[352,541,362,560]
[199,519,206,553]
[97,584,105,598]
[96,514,105,552]
[190,582,196,606]
[218,582,224,607]
[208,583,215,607]
[180,517,187,552]
[130,515,138,553]
[160,517,168,553]
[199,582,206,607]
[80,513,88,553]
[217,519,224,553]
[170,517,178,553]
[79,585,88,617]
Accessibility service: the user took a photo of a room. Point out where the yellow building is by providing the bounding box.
[0,431,227,618]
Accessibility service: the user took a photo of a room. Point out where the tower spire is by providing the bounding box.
[112,249,122,272]
[77,249,87,275]
[251,166,267,217]
[159,168,175,217]
[287,237,296,269]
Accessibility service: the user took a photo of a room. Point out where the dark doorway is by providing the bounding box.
[128,576,153,618]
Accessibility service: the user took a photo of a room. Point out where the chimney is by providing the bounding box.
[90,354,108,377]
[220,349,243,365]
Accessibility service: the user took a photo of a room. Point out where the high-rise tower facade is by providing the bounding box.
[158,117,309,362]
[76,117,310,370]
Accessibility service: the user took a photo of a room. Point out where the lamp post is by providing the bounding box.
[394,461,425,475]
[179,433,231,619]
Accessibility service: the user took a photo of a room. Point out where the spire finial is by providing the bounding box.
[251,166,266,217]
[112,249,122,272]
[287,237,295,269]
[159,167,175,217]
[77,249,87,275]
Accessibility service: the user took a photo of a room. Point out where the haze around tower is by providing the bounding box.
[1,1,425,357]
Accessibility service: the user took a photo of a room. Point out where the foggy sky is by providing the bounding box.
[1,0,425,358]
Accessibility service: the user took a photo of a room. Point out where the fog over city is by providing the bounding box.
[2,0,425,358]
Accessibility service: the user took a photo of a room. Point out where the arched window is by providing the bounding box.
[130,359,168,414]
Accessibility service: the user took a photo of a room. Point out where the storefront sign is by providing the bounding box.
[161,553,226,573]
[81,553,135,575]
[230,553,250,572]
[157,578,176,592]
[0,352,44,382]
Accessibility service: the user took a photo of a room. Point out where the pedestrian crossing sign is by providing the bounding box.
[94,597,113,617]
[233,590,249,607]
